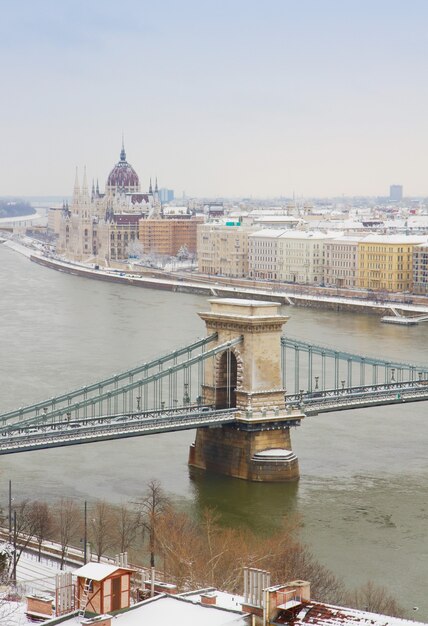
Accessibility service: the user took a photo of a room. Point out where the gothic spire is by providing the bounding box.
[155,177,158,193]
[72,167,80,205]
[81,165,90,202]
[120,133,126,162]
[149,178,153,194]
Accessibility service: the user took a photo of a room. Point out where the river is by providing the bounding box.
[1,244,427,619]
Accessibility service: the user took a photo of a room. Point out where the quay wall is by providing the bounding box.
[30,255,412,317]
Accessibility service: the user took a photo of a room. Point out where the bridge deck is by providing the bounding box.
[0,407,237,455]
[287,381,428,414]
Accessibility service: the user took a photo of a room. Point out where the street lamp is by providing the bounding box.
[83,501,87,564]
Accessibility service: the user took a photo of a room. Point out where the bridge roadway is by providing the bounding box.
[0,405,238,455]
[286,380,428,415]
[1,382,428,456]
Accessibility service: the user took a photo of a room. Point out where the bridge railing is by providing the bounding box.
[0,336,243,434]
[286,378,428,403]
[281,336,428,395]
[0,333,219,423]
[285,378,428,414]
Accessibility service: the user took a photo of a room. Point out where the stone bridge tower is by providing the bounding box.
[188,299,302,482]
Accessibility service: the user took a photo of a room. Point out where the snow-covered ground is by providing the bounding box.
[0,553,77,625]
[3,238,42,258]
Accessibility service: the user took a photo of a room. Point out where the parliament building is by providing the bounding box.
[57,142,161,263]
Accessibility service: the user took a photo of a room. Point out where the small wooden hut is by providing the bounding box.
[75,563,134,614]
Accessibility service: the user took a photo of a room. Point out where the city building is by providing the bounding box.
[323,236,361,288]
[47,205,64,235]
[248,229,284,280]
[358,235,426,292]
[139,216,204,257]
[249,230,333,284]
[197,222,254,277]
[390,185,403,202]
[249,215,302,229]
[159,187,175,203]
[57,143,157,263]
[413,242,428,294]
[162,206,191,218]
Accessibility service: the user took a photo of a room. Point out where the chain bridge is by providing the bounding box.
[1,298,427,481]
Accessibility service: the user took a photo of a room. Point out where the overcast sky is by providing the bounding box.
[1,0,427,198]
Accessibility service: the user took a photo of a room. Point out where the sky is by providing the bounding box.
[1,0,428,199]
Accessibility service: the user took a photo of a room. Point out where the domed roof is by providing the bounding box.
[106,144,140,192]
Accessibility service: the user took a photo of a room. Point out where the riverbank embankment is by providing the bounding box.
[26,251,428,317]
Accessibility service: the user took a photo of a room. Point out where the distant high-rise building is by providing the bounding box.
[390,185,403,202]
[159,188,174,203]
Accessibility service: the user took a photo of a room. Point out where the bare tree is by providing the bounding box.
[156,503,345,600]
[114,503,139,554]
[55,498,80,569]
[137,480,169,568]
[30,501,53,562]
[156,507,202,588]
[10,499,39,577]
[0,598,21,624]
[89,500,115,562]
[346,581,405,618]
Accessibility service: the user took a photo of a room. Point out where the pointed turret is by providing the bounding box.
[96,179,100,197]
[82,166,88,192]
[81,165,90,206]
[72,167,80,206]
[155,177,158,193]
[149,178,153,194]
[91,180,95,201]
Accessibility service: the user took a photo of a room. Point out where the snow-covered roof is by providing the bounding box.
[182,588,245,612]
[253,216,301,223]
[249,228,286,238]
[362,234,427,244]
[163,206,188,214]
[278,230,336,240]
[40,595,249,625]
[295,601,424,626]
[74,562,132,581]
[112,595,248,626]
[324,235,364,244]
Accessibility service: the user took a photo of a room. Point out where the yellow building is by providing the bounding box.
[358,235,426,292]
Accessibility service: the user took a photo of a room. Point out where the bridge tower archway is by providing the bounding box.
[215,349,238,409]
[199,298,288,413]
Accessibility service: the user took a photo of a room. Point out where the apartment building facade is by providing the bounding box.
[197,223,253,277]
[358,235,426,292]
[413,243,428,294]
[139,217,203,257]
[323,237,361,288]
[249,230,332,284]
